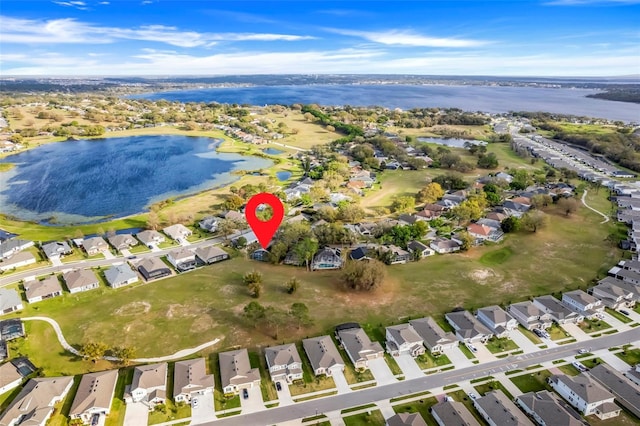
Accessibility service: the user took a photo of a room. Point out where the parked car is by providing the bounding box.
[242,388,249,399]
[445,396,454,402]
[466,343,478,353]
[533,328,543,337]
[578,348,588,354]
[192,398,199,408]
[276,382,282,391]
[468,393,478,400]
[620,309,631,316]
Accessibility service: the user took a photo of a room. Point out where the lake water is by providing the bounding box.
[276,171,292,181]
[132,84,640,123]
[417,137,486,148]
[0,136,272,224]
[263,148,284,155]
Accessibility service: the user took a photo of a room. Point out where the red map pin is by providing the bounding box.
[245,192,285,249]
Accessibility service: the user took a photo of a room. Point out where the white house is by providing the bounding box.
[562,290,604,319]
[173,358,214,403]
[163,224,192,242]
[476,305,518,338]
[549,374,620,420]
[167,248,197,271]
[265,343,304,384]
[0,288,23,315]
[126,363,167,409]
[385,323,425,357]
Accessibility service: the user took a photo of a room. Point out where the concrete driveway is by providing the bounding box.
[474,343,497,363]
[562,323,591,342]
[509,330,540,354]
[277,382,294,406]
[332,370,351,394]
[394,354,424,379]
[368,357,396,385]
[240,386,266,414]
[101,249,115,259]
[122,401,148,426]
[191,392,216,424]
[443,346,474,368]
[602,311,631,332]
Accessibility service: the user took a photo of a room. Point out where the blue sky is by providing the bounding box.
[1,0,639,76]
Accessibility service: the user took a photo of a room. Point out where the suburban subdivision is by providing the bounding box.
[0,88,639,426]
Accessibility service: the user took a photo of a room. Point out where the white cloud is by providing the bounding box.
[52,1,89,10]
[0,16,316,47]
[327,28,490,48]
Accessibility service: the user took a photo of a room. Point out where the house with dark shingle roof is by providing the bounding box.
[265,343,303,384]
[445,310,492,343]
[516,390,587,426]
[409,317,458,354]
[589,364,640,419]
[137,257,172,281]
[549,373,620,419]
[302,335,345,377]
[385,323,425,357]
[430,400,480,426]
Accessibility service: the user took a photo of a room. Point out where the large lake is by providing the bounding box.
[0,136,272,224]
[132,84,640,123]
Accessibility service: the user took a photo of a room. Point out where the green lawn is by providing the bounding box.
[474,380,513,400]
[343,409,386,426]
[247,351,277,403]
[578,318,612,333]
[547,325,571,341]
[414,352,451,370]
[518,326,542,344]
[393,397,438,426]
[485,337,519,354]
[510,370,553,393]
[105,368,133,426]
[558,364,581,376]
[384,353,404,376]
[448,390,487,425]
[615,348,640,366]
[458,344,476,360]
[147,401,190,425]
[606,307,633,324]
[479,247,514,266]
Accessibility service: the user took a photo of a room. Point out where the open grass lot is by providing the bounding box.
[390,124,496,142]
[393,396,438,426]
[343,409,385,426]
[0,186,620,374]
[510,370,553,393]
[263,110,343,149]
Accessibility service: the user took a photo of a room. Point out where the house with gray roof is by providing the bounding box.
[407,241,434,259]
[561,290,604,319]
[194,245,229,264]
[62,269,100,294]
[0,319,25,341]
[386,412,428,426]
[0,238,33,259]
[137,257,172,281]
[0,362,23,395]
[42,241,72,260]
[136,230,165,247]
[430,400,480,426]
[508,301,553,330]
[199,216,219,232]
[549,373,620,419]
[163,224,192,242]
[336,326,384,370]
[0,251,36,272]
[589,364,640,418]
[167,248,196,271]
[82,236,109,256]
[104,263,139,288]
[69,370,119,425]
[302,335,345,377]
[25,276,63,303]
[474,390,534,426]
[533,296,584,325]
[409,317,458,354]
[218,349,261,394]
[173,358,214,403]
[0,288,23,315]
[0,376,74,426]
[126,363,168,409]
[265,343,303,384]
[312,247,343,270]
[516,390,587,426]
[589,279,637,310]
[476,305,517,338]
[430,237,461,254]
[108,234,138,251]
[445,311,492,343]
[385,323,425,357]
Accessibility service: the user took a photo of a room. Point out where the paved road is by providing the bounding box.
[581,190,610,224]
[200,328,640,426]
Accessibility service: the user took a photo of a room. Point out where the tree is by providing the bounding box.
[557,197,579,216]
[294,237,319,271]
[337,203,365,222]
[457,231,475,251]
[224,194,245,211]
[243,301,266,328]
[521,210,548,233]
[477,153,499,169]
[243,271,263,297]
[391,196,415,213]
[289,302,313,329]
[113,346,136,365]
[501,216,521,233]
[433,172,467,190]
[451,198,485,224]
[416,182,445,204]
[217,219,239,240]
[286,277,300,294]
[81,341,108,362]
[341,259,387,291]
[265,306,289,339]
[146,211,159,230]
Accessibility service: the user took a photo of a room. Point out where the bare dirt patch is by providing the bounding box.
[189,315,217,333]
[114,301,151,316]
[165,304,205,319]
[469,268,500,284]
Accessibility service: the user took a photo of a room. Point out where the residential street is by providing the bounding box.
[201,328,640,426]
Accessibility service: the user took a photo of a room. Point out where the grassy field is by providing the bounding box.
[343,409,385,426]
[578,318,612,333]
[510,370,553,393]
[390,124,496,142]
[263,110,343,148]
[615,348,640,366]
[485,337,519,354]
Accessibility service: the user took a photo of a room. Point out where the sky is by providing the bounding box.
[0,0,639,77]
